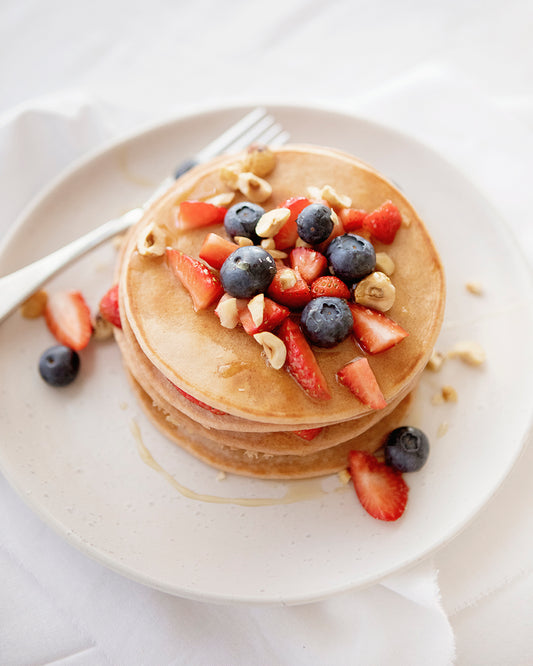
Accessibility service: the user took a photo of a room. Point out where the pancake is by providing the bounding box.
[120,145,444,427]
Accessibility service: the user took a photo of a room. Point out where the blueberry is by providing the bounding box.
[326,233,376,284]
[296,203,334,245]
[39,345,80,387]
[220,245,277,298]
[224,202,265,242]
[385,426,429,472]
[300,296,353,348]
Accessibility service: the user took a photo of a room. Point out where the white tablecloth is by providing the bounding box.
[1,2,532,664]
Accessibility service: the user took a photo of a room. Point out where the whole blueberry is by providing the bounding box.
[39,345,80,387]
[220,245,277,298]
[300,296,353,348]
[385,426,430,472]
[296,203,334,245]
[223,201,265,242]
[326,233,376,284]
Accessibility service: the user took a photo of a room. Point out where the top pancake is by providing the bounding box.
[120,144,445,426]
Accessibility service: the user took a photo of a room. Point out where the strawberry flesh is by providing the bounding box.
[99,284,121,328]
[239,297,289,335]
[348,450,408,521]
[289,247,328,283]
[350,304,408,354]
[267,269,312,310]
[310,275,351,300]
[178,200,227,230]
[199,232,238,269]
[273,197,311,249]
[293,427,323,441]
[339,207,367,232]
[166,248,224,311]
[363,201,402,244]
[45,290,92,351]
[172,382,226,415]
[337,357,387,410]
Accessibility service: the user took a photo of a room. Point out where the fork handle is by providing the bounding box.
[0,207,143,324]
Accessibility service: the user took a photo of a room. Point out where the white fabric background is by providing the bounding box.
[1,1,532,664]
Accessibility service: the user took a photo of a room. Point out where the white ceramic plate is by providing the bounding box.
[1,104,532,605]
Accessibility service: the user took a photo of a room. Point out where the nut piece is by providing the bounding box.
[266,249,288,260]
[320,185,352,209]
[205,192,235,206]
[442,385,458,402]
[375,252,395,276]
[255,207,290,237]
[306,185,322,200]
[465,280,483,296]
[92,312,114,341]
[220,163,242,189]
[137,222,166,257]
[261,238,276,251]
[426,350,446,372]
[215,295,240,329]
[237,172,272,203]
[277,268,298,290]
[253,331,287,370]
[20,289,48,318]
[243,143,277,177]
[354,271,396,311]
[447,341,486,366]
[338,469,351,485]
[234,236,254,247]
[248,293,265,328]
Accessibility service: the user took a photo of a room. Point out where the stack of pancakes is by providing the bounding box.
[114,145,445,478]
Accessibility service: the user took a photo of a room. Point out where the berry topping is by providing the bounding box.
[273,197,311,249]
[99,284,121,329]
[289,247,328,283]
[363,201,402,244]
[296,203,334,245]
[349,304,408,354]
[178,200,227,230]
[293,427,323,441]
[325,234,376,284]
[384,426,429,472]
[172,383,227,415]
[348,451,408,521]
[339,207,367,232]
[337,357,387,410]
[300,296,353,348]
[39,345,80,387]
[166,248,224,311]
[223,201,265,242]
[310,275,351,300]
[239,296,289,335]
[277,318,331,401]
[220,246,277,299]
[267,268,312,309]
[199,233,239,269]
[44,290,92,351]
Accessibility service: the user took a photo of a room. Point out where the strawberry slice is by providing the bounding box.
[310,275,351,300]
[177,200,227,230]
[239,297,289,335]
[350,304,408,354]
[273,197,311,249]
[199,233,238,269]
[293,427,323,441]
[337,357,387,409]
[363,201,402,244]
[277,318,331,401]
[289,247,328,283]
[348,450,408,521]
[172,383,226,415]
[166,248,224,311]
[339,207,367,232]
[99,284,121,328]
[45,290,92,351]
[267,268,312,310]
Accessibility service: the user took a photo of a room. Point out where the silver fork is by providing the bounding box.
[0,108,289,324]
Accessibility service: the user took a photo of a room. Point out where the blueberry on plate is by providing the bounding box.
[220,245,277,298]
[300,296,353,347]
[224,201,265,242]
[384,426,429,472]
[296,203,334,245]
[326,233,376,283]
[39,345,80,387]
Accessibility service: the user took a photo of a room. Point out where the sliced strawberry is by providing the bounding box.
[289,247,328,284]
[177,200,227,230]
[348,450,408,521]
[310,275,351,300]
[273,197,311,249]
[277,318,331,401]
[337,357,387,409]
[267,268,312,310]
[317,208,345,252]
[166,248,224,311]
[99,284,122,329]
[239,297,289,335]
[198,233,238,269]
[293,427,323,441]
[363,201,402,244]
[350,304,408,354]
[45,290,92,351]
[339,207,367,232]
[172,383,226,415]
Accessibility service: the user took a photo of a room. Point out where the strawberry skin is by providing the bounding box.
[239,297,289,335]
[289,247,328,284]
[293,427,323,441]
[172,383,226,415]
[350,304,408,354]
[99,284,121,328]
[267,269,312,310]
[199,232,238,269]
[277,318,331,401]
[337,357,387,410]
[363,201,402,244]
[310,275,351,300]
[166,248,224,311]
[339,207,367,232]
[348,450,408,521]
[178,200,227,230]
[273,197,311,249]
[45,290,92,351]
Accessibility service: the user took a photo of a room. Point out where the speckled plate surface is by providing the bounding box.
[0,104,532,604]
